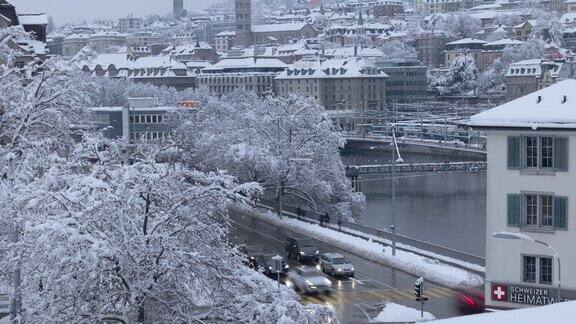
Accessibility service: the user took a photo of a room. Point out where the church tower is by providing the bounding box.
[235,0,252,47]
[173,0,184,18]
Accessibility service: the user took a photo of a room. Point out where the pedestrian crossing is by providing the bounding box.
[301,286,456,305]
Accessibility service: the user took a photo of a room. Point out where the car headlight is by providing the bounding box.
[284,264,289,269]
[305,280,313,286]
[324,278,332,285]
[315,250,319,254]
[337,268,342,272]
[350,267,354,271]
[299,251,305,255]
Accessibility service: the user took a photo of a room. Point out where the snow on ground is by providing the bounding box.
[371,302,435,323]
[431,301,576,323]
[231,205,484,289]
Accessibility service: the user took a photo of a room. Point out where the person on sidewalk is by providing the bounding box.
[296,207,303,220]
[338,216,342,231]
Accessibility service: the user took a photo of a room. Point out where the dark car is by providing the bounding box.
[285,236,319,262]
[455,286,485,314]
[234,244,264,266]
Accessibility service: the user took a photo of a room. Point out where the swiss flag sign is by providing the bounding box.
[491,283,507,301]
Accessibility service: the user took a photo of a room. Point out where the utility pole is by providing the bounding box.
[391,135,396,256]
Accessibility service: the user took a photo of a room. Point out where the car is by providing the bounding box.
[250,253,273,275]
[287,266,332,294]
[285,236,319,262]
[319,253,355,277]
[455,286,485,314]
[234,244,264,266]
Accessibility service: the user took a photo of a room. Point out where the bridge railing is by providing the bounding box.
[257,197,485,269]
[350,161,487,175]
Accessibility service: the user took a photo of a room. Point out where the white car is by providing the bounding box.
[287,266,332,294]
[319,253,355,277]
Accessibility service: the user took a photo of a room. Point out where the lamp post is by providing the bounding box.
[492,231,562,303]
[390,125,403,256]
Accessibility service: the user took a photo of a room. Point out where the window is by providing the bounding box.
[523,194,554,229]
[508,194,568,230]
[523,256,536,283]
[508,136,568,171]
[540,257,553,284]
[523,256,553,285]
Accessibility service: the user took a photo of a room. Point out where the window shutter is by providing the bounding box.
[554,138,568,172]
[507,137,521,169]
[507,194,522,227]
[554,196,568,230]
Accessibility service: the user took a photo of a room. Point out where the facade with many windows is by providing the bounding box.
[470,80,576,309]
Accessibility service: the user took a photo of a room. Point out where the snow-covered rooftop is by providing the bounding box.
[202,57,287,72]
[446,38,487,46]
[18,13,48,25]
[276,58,388,79]
[505,59,542,77]
[469,79,576,129]
[251,22,311,33]
[484,38,524,47]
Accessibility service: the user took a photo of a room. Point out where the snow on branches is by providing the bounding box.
[176,89,365,221]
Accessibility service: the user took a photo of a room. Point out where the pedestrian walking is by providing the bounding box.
[338,216,342,231]
[325,213,330,227]
[296,207,303,220]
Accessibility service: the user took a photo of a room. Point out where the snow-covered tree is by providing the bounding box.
[379,40,418,60]
[8,136,337,322]
[176,89,365,221]
[530,11,565,47]
[426,13,482,39]
[430,54,479,95]
[477,38,546,93]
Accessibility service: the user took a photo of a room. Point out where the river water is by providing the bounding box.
[342,149,487,257]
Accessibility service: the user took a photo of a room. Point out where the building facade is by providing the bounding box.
[197,57,287,97]
[235,0,252,47]
[275,58,388,111]
[118,15,143,33]
[408,32,452,68]
[470,80,576,310]
[375,59,428,103]
[174,0,184,18]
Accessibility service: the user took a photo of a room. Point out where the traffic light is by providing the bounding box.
[415,278,423,300]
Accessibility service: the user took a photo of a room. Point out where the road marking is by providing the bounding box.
[230,219,285,244]
[349,278,365,285]
[425,290,444,298]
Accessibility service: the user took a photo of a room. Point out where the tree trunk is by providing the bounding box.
[138,303,146,323]
[274,184,283,218]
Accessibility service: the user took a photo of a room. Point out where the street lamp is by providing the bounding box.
[492,231,562,303]
[390,125,403,256]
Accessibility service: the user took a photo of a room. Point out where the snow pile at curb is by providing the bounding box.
[231,205,484,289]
[371,302,435,323]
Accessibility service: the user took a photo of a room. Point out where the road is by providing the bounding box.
[229,210,464,323]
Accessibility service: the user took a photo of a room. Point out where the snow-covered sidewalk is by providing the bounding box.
[371,302,435,323]
[231,205,484,289]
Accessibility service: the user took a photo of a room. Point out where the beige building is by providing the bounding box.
[62,34,89,56]
[504,59,576,102]
[197,57,287,97]
[416,0,463,14]
[89,31,126,53]
[444,38,487,70]
[275,58,388,111]
[214,31,236,53]
[118,15,143,33]
[408,32,452,68]
[513,21,534,42]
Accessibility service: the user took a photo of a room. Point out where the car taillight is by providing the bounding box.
[462,295,477,307]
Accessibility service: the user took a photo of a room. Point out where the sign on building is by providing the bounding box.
[491,282,559,306]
